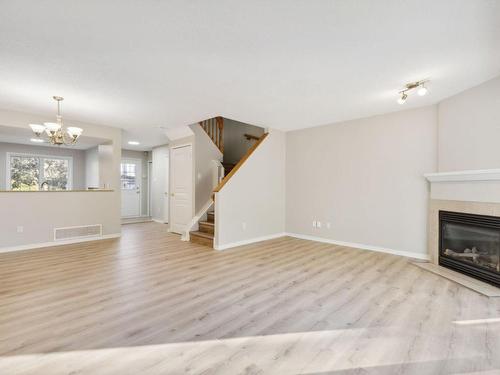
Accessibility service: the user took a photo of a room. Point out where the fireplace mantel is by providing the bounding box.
[424,169,500,182]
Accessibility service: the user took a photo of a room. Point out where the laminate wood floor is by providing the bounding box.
[0,223,499,375]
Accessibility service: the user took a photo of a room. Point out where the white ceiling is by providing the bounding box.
[0,0,499,148]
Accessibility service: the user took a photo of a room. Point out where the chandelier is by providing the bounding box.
[29,96,83,145]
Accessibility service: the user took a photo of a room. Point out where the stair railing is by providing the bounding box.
[199,117,224,153]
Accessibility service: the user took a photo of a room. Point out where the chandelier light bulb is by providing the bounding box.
[44,122,61,133]
[67,127,83,138]
[29,123,46,135]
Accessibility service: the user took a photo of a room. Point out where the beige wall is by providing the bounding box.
[215,129,286,249]
[286,106,438,257]
[0,108,122,249]
[0,191,118,249]
[438,76,500,171]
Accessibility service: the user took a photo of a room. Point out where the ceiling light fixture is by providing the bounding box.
[29,96,83,145]
[397,80,429,104]
[128,141,140,145]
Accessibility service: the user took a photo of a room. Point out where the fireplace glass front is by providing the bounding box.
[439,211,500,287]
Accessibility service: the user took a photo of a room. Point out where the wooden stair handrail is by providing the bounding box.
[213,132,269,194]
[244,133,260,141]
[199,116,224,153]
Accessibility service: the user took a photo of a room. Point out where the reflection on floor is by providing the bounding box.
[0,222,499,374]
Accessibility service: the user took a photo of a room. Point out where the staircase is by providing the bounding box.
[189,117,268,249]
[189,211,215,247]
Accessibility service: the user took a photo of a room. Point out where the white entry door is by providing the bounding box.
[121,159,142,217]
[170,145,193,234]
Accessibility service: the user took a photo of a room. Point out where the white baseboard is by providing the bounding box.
[215,232,287,251]
[0,233,121,254]
[285,232,430,261]
[152,219,168,224]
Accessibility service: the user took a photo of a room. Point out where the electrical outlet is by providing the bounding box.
[312,220,317,228]
[242,222,247,231]
[317,221,322,228]
[326,222,331,229]
[17,226,24,233]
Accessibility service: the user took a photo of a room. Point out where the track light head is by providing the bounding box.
[397,92,408,105]
[417,85,428,96]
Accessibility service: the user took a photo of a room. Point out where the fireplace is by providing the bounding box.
[439,211,500,287]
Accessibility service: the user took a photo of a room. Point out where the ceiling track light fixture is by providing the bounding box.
[397,80,429,104]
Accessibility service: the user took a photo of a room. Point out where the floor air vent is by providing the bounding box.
[54,224,102,241]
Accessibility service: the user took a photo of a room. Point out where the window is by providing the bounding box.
[120,163,137,189]
[7,153,73,191]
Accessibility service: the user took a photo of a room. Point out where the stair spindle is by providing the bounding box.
[198,117,224,153]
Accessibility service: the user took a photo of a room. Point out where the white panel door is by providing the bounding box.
[170,145,193,234]
[121,159,142,217]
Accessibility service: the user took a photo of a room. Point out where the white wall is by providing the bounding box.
[215,129,286,249]
[151,145,169,222]
[438,75,500,171]
[190,124,223,212]
[122,149,151,216]
[223,118,265,164]
[0,142,86,190]
[286,106,438,258]
[0,108,122,249]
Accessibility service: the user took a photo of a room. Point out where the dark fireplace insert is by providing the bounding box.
[439,211,500,287]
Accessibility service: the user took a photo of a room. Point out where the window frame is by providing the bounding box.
[6,152,74,191]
